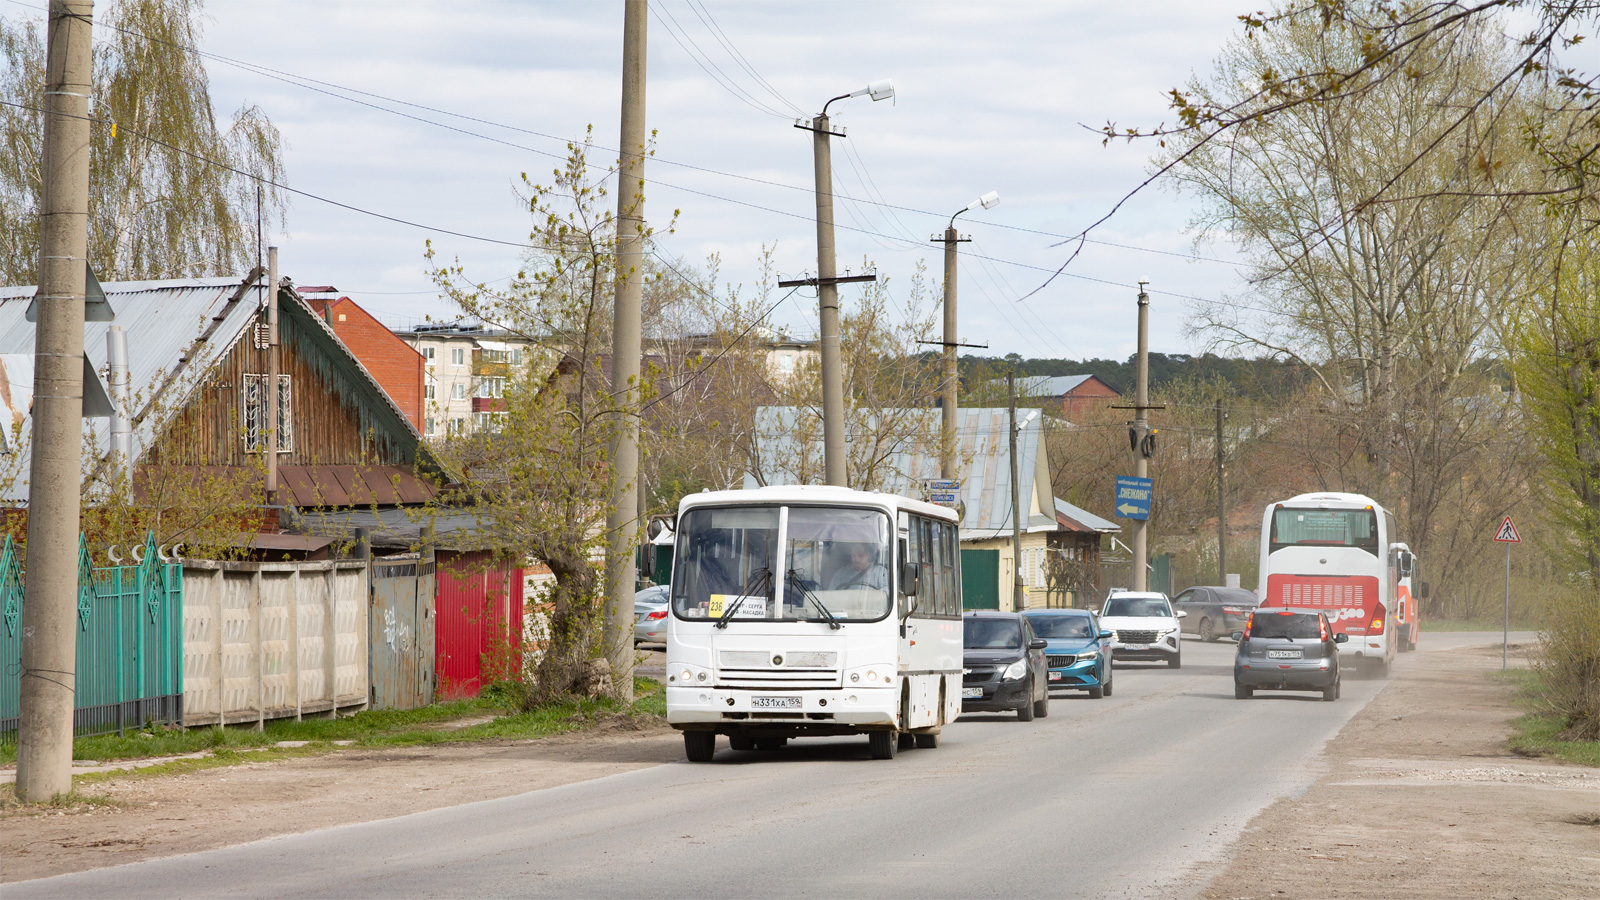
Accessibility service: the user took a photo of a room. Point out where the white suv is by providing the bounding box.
[1099,591,1186,669]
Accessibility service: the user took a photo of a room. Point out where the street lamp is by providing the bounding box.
[795,79,895,487]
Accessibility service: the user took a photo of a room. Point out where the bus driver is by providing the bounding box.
[827,543,888,592]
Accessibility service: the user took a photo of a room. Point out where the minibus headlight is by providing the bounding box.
[679,669,693,682]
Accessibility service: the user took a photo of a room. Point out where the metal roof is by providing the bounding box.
[0,275,425,504]
[1054,497,1120,534]
[990,374,1119,399]
[741,406,1058,539]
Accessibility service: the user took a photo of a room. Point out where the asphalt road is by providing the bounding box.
[13,632,1529,900]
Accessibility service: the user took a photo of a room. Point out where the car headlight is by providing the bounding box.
[1160,626,1178,635]
[1001,658,1029,680]
[1076,648,1099,661]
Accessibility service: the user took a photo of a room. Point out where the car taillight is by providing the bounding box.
[1243,612,1254,638]
[1319,616,1329,642]
[1369,602,1386,634]
[647,610,667,620]
[1222,606,1245,614]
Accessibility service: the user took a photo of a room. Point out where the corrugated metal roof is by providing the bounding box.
[742,406,1058,539]
[1055,497,1120,534]
[989,374,1115,399]
[0,274,427,504]
[1,277,260,502]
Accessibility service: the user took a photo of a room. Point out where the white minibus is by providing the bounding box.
[665,485,963,760]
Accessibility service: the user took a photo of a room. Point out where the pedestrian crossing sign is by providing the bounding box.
[1493,516,1520,543]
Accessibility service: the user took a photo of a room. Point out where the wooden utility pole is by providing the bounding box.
[17,0,95,803]
[604,0,647,701]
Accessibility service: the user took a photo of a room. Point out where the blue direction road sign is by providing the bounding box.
[1114,476,1152,520]
[926,479,961,505]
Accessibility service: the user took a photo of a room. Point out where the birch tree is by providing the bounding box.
[0,0,286,284]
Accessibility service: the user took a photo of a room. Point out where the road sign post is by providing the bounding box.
[1114,476,1151,521]
[1493,515,1521,670]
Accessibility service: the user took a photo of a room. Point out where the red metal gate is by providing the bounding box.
[434,551,523,699]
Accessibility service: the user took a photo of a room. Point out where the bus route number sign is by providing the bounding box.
[1115,476,1152,521]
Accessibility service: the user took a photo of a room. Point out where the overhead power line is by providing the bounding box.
[0,0,1239,270]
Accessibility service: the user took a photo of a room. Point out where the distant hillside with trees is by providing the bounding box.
[955,352,1312,402]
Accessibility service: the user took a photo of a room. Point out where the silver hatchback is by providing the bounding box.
[1233,609,1347,701]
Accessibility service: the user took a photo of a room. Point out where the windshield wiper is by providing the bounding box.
[714,567,772,629]
[786,570,842,630]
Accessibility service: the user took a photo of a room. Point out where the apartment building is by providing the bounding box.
[393,324,540,437]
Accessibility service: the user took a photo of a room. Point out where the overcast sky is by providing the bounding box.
[5,0,1273,359]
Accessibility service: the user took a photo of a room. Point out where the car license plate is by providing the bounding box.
[961,686,983,699]
[1048,671,1062,681]
[1123,643,1148,650]
[750,696,802,709]
[1268,649,1303,659]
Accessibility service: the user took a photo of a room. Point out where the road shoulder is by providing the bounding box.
[1196,643,1600,900]
[0,719,681,884]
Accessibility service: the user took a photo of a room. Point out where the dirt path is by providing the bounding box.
[1197,644,1600,900]
[0,718,681,884]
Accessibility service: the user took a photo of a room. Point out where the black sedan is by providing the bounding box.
[960,611,1049,721]
[1173,585,1260,642]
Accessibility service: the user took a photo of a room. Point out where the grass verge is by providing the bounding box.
[1,677,666,772]
[1499,669,1600,767]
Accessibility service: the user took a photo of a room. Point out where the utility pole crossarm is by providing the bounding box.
[776,273,877,288]
[915,339,988,349]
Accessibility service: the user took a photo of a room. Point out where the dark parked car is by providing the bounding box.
[1233,609,1348,701]
[1173,585,1260,642]
[961,611,1049,720]
[1023,609,1113,699]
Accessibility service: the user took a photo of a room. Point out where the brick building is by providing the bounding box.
[302,291,426,431]
[1008,374,1122,419]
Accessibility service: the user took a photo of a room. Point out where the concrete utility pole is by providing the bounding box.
[1009,374,1024,610]
[604,0,647,701]
[810,110,846,487]
[939,225,963,479]
[1131,283,1151,592]
[17,0,94,804]
[794,81,892,488]
[931,192,997,480]
[265,246,279,502]
[1215,399,1226,583]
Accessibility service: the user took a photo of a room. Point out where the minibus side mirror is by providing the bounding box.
[899,562,919,596]
[1417,581,1431,599]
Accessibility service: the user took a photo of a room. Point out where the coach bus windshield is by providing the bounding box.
[1269,508,1379,556]
[672,505,893,623]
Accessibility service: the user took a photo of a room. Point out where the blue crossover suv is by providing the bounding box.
[1023,609,1113,699]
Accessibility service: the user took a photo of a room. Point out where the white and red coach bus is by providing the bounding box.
[1256,492,1400,678]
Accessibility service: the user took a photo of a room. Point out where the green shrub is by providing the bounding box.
[1534,590,1600,741]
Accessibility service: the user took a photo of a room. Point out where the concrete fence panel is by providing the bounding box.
[183,560,368,727]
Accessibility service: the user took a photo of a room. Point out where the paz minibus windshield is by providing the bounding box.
[1270,508,1379,556]
[672,505,892,622]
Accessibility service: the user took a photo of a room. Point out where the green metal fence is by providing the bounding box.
[1,532,184,741]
